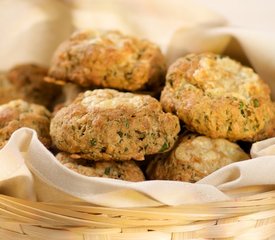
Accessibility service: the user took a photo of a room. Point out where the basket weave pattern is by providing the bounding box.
[1,191,275,239]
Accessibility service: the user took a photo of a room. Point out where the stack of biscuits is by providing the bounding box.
[147,53,274,182]
[48,30,179,182]
[1,29,274,182]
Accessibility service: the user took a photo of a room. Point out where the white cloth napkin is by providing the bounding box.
[1,128,230,207]
[1,128,275,207]
[0,0,73,70]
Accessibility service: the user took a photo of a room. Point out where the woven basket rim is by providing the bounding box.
[1,190,275,239]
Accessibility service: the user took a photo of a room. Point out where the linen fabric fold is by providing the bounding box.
[1,128,275,207]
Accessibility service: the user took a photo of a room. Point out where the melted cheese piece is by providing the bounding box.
[81,90,150,110]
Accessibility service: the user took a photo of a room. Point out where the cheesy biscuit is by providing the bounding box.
[146,134,249,182]
[8,64,62,110]
[0,100,51,148]
[56,152,145,181]
[161,53,274,141]
[47,30,166,91]
[50,89,180,161]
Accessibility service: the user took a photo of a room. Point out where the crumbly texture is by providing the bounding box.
[251,102,275,141]
[161,53,274,142]
[7,64,62,109]
[146,134,249,182]
[0,100,51,148]
[56,152,145,181]
[47,30,166,91]
[50,89,180,161]
[0,72,20,104]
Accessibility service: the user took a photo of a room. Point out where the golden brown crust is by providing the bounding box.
[146,134,249,182]
[250,102,275,141]
[0,100,51,148]
[7,64,62,109]
[161,53,274,142]
[47,30,166,91]
[56,152,145,181]
[50,89,180,161]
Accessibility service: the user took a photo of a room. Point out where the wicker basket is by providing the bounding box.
[1,190,275,240]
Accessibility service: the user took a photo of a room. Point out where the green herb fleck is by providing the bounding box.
[138,133,146,140]
[100,147,106,153]
[144,144,149,151]
[117,131,123,138]
[104,167,111,175]
[239,101,244,110]
[239,101,246,117]
[90,138,97,146]
[124,147,128,152]
[125,120,129,128]
[253,123,260,130]
[135,130,146,140]
[159,142,170,153]
[253,99,259,108]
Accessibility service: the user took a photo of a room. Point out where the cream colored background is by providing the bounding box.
[197,0,275,31]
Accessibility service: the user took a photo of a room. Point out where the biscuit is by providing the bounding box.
[0,71,19,104]
[56,152,145,181]
[7,64,62,110]
[161,53,274,141]
[47,30,166,91]
[50,89,180,161]
[0,100,51,148]
[146,134,249,182]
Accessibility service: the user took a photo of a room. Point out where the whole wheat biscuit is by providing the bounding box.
[146,134,249,182]
[56,152,145,181]
[50,89,180,161]
[161,53,274,141]
[0,100,51,148]
[8,64,62,110]
[47,30,166,91]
